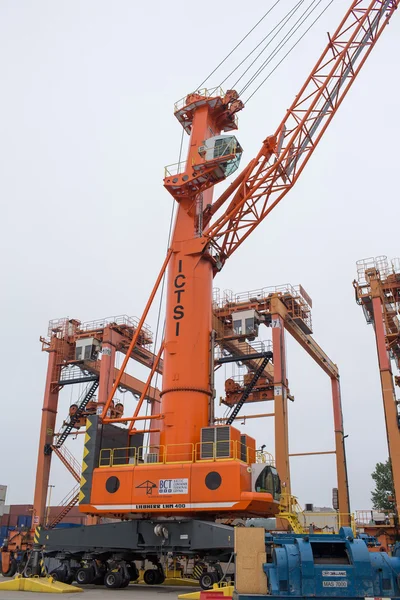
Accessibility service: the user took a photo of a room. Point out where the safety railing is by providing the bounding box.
[279,494,356,535]
[45,314,154,346]
[98,440,274,468]
[213,284,312,331]
[355,510,394,527]
[59,365,97,384]
[356,255,390,285]
[174,87,226,112]
[164,160,187,177]
[256,450,275,465]
[80,314,153,344]
[391,258,400,275]
[215,340,273,363]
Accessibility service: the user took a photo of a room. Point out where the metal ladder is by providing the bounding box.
[51,445,81,482]
[55,379,99,448]
[48,485,80,529]
[226,353,272,425]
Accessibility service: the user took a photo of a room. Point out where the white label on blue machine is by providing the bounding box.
[159,478,188,495]
[322,571,347,577]
[323,581,348,588]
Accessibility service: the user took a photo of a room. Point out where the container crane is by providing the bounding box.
[13,0,398,588]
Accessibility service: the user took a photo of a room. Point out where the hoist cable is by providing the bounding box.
[224,0,306,90]
[195,0,282,91]
[240,0,325,96]
[143,129,185,442]
[151,127,183,360]
[244,0,333,103]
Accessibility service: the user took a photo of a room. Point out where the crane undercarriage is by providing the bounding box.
[36,519,234,588]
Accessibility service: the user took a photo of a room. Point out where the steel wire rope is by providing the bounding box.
[195,0,283,91]
[222,0,306,90]
[142,129,185,446]
[244,0,334,103]
[239,0,327,97]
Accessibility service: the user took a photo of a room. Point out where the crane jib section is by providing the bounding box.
[204,0,398,261]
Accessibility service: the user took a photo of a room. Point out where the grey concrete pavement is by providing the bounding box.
[0,578,198,599]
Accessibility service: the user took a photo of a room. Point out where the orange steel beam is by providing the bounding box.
[84,362,160,401]
[129,429,160,435]
[272,313,291,509]
[370,288,400,517]
[205,160,256,220]
[289,451,336,457]
[101,249,172,419]
[204,1,399,261]
[284,316,338,379]
[214,412,274,423]
[33,350,61,526]
[103,414,163,424]
[97,326,116,408]
[331,377,350,523]
[128,342,164,431]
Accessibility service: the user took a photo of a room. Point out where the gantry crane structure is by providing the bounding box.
[32,314,161,526]
[20,0,399,586]
[214,283,349,518]
[354,256,400,520]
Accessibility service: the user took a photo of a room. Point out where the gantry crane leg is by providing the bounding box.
[331,378,350,523]
[85,326,117,526]
[370,292,400,518]
[97,326,116,407]
[33,350,61,526]
[272,313,291,514]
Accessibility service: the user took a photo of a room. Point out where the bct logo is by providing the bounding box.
[136,480,157,495]
[159,479,173,494]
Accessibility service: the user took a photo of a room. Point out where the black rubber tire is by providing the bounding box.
[155,569,165,584]
[119,576,130,588]
[1,558,17,578]
[128,563,139,581]
[144,569,158,585]
[104,570,123,589]
[49,568,67,583]
[65,568,77,585]
[199,572,215,590]
[76,566,95,585]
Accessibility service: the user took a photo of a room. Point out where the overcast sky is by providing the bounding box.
[0,1,399,516]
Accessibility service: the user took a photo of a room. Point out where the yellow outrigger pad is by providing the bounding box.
[164,577,199,586]
[178,583,234,599]
[0,575,83,593]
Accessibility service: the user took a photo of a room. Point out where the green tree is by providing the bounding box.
[371,459,395,512]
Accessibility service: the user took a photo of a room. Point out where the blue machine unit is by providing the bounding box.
[235,528,400,600]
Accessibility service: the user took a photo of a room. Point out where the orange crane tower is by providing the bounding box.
[84,0,399,521]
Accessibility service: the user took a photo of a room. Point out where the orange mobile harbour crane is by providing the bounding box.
[7,0,398,588]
